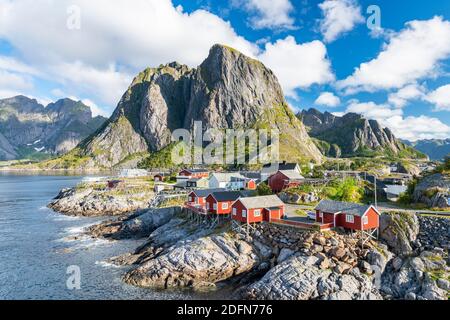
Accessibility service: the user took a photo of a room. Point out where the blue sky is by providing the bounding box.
[1,0,450,141]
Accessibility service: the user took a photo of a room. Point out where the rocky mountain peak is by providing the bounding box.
[72,44,323,169]
[0,96,107,160]
[300,108,424,159]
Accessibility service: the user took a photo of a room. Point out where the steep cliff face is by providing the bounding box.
[74,44,322,168]
[299,108,424,159]
[0,96,107,160]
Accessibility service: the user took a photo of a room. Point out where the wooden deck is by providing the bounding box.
[271,218,334,231]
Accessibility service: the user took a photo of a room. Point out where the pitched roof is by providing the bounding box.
[315,199,373,217]
[263,162,299,171]
[187,177,208,183]
[190,188,225,197]
[210,191,242,202]
[238,195,284,209]
[279,170,304,180]
[241,171,261,180]
[210,172,246,183]
[182,168,209,174]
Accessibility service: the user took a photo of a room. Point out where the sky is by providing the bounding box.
[1,0,450,141]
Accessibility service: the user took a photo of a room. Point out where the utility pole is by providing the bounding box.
[374,175,378,208]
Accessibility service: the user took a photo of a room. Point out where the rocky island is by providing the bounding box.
[48,177,155,216]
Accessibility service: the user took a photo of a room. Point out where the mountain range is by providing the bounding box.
[50,44,322,169]
[403,139,450,161]
[299,108,425,159]
[3,45,437,169]
[0,96,107,161]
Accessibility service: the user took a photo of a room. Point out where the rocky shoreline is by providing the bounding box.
[48,185,154,216]
[48,187,449,300]
[84,208,449,300]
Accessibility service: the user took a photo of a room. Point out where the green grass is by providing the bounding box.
[295,209,308,217]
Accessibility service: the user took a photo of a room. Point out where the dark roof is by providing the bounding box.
[210,191,242,202]
[263,162,299,171]
[315,199,373,217]
[190,188,225,197]
[182,168,209,173]
[241,172,261,180]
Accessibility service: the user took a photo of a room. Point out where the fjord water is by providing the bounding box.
[0,173,195,300]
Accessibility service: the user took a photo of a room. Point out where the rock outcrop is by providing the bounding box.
[244,254,381,300]
[123,232,264,289]
[61,44,322,169]
[48,186,154,216]
[413,173,450,208]
[381,249,449,300]
[299,108,424,159]
[0,96,106,160]
[379,212,420,256]
[88,206,180,239]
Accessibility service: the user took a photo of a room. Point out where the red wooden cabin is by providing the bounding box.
[231,195,285,223]
[314,199,380,231]
[186,188,225,207]
[154,174,165,182]
[178,169,209,179]
[205,191,241,215]
[268,170,304,193]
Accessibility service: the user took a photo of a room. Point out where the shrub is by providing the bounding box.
[257,182,272,196]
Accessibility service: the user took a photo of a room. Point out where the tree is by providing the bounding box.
[257,182,272,196]
[327,177,364,203]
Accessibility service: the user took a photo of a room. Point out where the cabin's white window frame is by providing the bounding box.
[363,216,369,225]
[346,214,354,223]
[254,209,261,217]
[232,208,237,216]
[189,196,194,202]
[319,212,323,218]
[222,202,229,210]
[206,202,210,209]
[242,210,247,218]
[213,203,217,210]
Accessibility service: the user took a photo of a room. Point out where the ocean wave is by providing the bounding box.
[95,260,121,269]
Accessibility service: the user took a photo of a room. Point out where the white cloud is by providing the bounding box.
[388,83,425,108]
[345,100,450,140]
[0,56,36,99]
[237,0,295,30]
[0,0,259,113]
[48,61,132,109]
[383,115,450,141]
[315,91,341,107]
[318,0,364,43]
[425,84,450,111]
[81,99,109,118]
[346,101,403,120]
[258,36,335,98]
[338,16,450,93]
